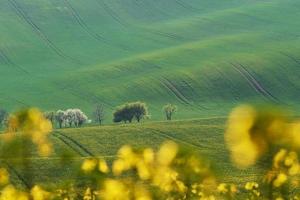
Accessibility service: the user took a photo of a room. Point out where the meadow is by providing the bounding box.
[0,0,300,120]
[1,117,264,189]
[0,0,300,199]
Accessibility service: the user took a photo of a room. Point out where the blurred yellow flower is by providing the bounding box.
[31,185,51,200]
[112,159,128,176]
[98,159,109,174]
[245,182,259,190]
[273,149,287,169]
[134,185,151,200]
[157,141,178,166]
[0,185,29,200]
[0,168,9,185]
[217,183,228,193]
[273,173,287,187]
[5,108,53,157]
[81,159,97,172]
[143,148,154,164]
[287,122,300,149]
[225,105,261,168]
[137,160,151,180]
[226,105,289,168]
[100,179,129,200]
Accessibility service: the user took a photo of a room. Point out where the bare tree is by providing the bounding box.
[93,104,105,125]
[0,109,8,128]
[163,104,177,120]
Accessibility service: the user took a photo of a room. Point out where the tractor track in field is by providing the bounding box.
[174,0,200,12]
[230,63,279,103]
[52,131,94,157]
[146,28,184,41]
[8,0,80,65]
[0,49,29,74]
[4,161,30,189]
[148,128,205,149]
[96,0,127,28]
[98,0,184,42]
[161,77,192,105]
[64,0,130,52]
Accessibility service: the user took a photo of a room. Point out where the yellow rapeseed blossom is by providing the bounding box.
[83,188,96,200]
[134,185,152,200]
[217,183,228,194]
[0,168,9,185]
[273,149,287,169]
[31,185,51,200]
[81,159,98,172]
[225,105,261,168]
[245,182,259,190]
[137,160,151,180]
[98,159,109,174]
[287,122,300,149]
[143,148,154,164]
[99,179,129,200]
[6,108,53,157]
[0,185,29,200]
[273,173,288,187]
[157,141,178,166]
[118,145,137,167]
[112,159,128,176]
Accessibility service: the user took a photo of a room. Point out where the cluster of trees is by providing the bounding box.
[112,102,178,123]
[45,109,89,128]
[0,102,178,129]
[113,102,149,123]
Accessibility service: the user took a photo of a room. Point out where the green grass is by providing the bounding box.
[0,0,300,121]
[1,118,263,188]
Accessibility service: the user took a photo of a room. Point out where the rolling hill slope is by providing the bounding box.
[1,118,263,188]
[0,0,300,120]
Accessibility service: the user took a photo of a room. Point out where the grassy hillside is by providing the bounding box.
[0,0,300,120]
[2,118,264,188]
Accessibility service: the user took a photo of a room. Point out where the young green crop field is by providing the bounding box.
[0,0,300,121]
[2,118,265,188]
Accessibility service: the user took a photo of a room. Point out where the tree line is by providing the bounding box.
[0,102,178,129]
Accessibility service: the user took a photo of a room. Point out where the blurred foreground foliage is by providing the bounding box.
[0,105,300,199]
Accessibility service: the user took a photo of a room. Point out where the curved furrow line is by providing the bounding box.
[239,64,280,103]
[4,161,30,189]
[0,49,29,74]
[231,63,279,103]
[64,0,130,51]
[145,28,184,41]
[174,0,200,12]
[161,77,192,105]
[147,128,205,149]
[8,0,80,65]
[180,79,208,110]
[98,0,184,42]
[95,0,128,27]
[54,131,94,157]
[51,132,86,157]
[64,0,105,42]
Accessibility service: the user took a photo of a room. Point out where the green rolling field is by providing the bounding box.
[0,0,300,121]
[1,0,300,194]
[2,118,263,188]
